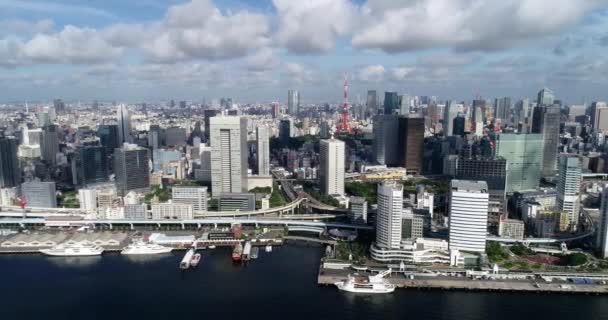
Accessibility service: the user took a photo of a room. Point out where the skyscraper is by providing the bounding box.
[448,180,489,253]
[114,144,150,196]
[399,94,411,115]
[373,114,399,166]
[443,101,458,136]
[494,97,511,122]
[279,119,294,144]
[0,136,21,188]
[398,115,424,175]
[383,91,399,115]
[556,154,581,230]
[496,133,543,193]
[203,109,218,143]
[456,157,507,219]
[98,124,119,157]
[375,181,403,249]
[366,90,378,116]
[589,101,608,132]
[532,105,560,176]
[42,124,59,165]
[597,186,608,258]
[256,125,270,176]
[117,104,132,144]
[537,87,555,106]
[73,146,108,186]
[287,90,300,115]
[210,116,248,197]
[319,138,345,196]
[452,114,466,136]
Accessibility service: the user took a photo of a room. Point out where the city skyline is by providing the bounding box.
[0,0,608,103]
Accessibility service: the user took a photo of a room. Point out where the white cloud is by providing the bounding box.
[352,0,607,52]
[357,64,386,82]
[0,19,54,37]
[274,0,355,54]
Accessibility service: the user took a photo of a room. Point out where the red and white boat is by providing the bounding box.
[232,243,243,261]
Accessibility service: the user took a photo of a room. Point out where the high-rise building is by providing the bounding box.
[194,145,212,185]
[399,94,411,115]
[532,105,560,176]
[597,186,608,258]
[589,101,608,132]
[456,157,507,220]
[279,118,294,144]
[53,99,65,114]
[287,90,300,115]
[366,90,378,116]
[73,146,108,186]
[22,181,57,208]
[448,180,489,253]
[319,138,345,196]
[556,154,581,230]
[117,104,132,144]
[210,116,248,197]
[203,109,218,143]
[271,102,280,119]
[172,186,208,212]
[164,127,187,147]
[42,124,59,165]
[443,101,458,136]
[373,114,399,166]
[256,125,270,176]
[0,136,21,188]
[98,124,119,157]
[348,197,368,224]
[496,134,543,193]
[537,87,555,106]
[452,115,466,136]
[383,91,399,115]
[375,181,403,249]
[398,115,424,175]
[494,97,511,122]
[114,144,150,196]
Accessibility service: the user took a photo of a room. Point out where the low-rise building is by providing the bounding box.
[151,203,193,220]
[498,218,525,240]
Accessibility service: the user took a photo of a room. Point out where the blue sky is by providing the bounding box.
[1,0,608,104]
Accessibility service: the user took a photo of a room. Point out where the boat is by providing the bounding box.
[190,253,202,267]
[208,245,216,249]
[251,247,259,259]
[265,245,272,253]
[180,248,195,270]
[40,243,104,257]
[121,241,173,255]
[232,243,243,261]
[335,269,395,294]
[242,241,252,261]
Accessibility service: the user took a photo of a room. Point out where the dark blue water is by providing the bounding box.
[0,244,607,320]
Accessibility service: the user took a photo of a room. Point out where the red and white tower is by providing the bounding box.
[337,76,351,133]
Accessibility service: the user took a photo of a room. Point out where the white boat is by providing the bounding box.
[251,247,259,259]
[208,245,216,249]
[335,269,395,294]
[190,253,201,267]
[180,248,196,270]
[265,245,272,253]
[121,242,173,255]
[40,243,104,257]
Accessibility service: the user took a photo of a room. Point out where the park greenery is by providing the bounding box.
[269,183,287,208]
[562,253,588,266]
[57,191,79,208]
[510,243,534,256]
[144,186,171,204]
[345,181,378,204]
[486,242,509,263]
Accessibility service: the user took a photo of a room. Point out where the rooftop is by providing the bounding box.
[451,180,488,193]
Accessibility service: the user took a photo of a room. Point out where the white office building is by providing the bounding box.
[319,138,345,196]
[375,181,403,249]
[448,180,489,253]
[78,189,98,212]
[210,116,248,197]
[22,181,57,208]
[597,186,608,258]
[172,186,208,212]
[151,203,193,220]
[256,125,270,176]
[556,154,581,230]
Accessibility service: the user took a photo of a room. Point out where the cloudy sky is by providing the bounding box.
[1,0,608,104]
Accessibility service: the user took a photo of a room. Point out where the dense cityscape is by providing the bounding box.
[1,0,608,318]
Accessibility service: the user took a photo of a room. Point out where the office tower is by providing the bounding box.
[219,193,255,211]
[532,105,560,176]
[117,104,132,144]
[427,101,439,127]
[494,97,511,122]
[597,187,608,258]
[348,197,368,224]
[373,114,399,166]
[319,121,330,139]
[401,210,425,240]
[256,125,270,176]
[179,101,187,109]
[513,98,530,130]
[25,128,43,146]
[78,189,97,212]
[148,124,161,150]
[556,154,581,230]
[366,90,378,116]
[21,181,57,208]
[537,87,555,106]
[172,186,208,212]
[41,124,59,165]
[589,101,608,132]
[210,116,248,197]
[383,91,399,115]
[319,138,345,196]
[73,146,108,186]
[472,99,486,122]
[375,181,403,249]
[287,90,300,115]
[456,157,507,219]
[53,99,65,114]
[271,102,280,119]
[98,124,119,157]
[399,94,411,115]
[443,101,458,136]
[279,119,294,144]
[194,145,212,184]
[203,109,218,142]
[452,115,466,136]
[398,115,424,175]
[448,180,489,253]
[114,144,150,196]
[0,136,21,188]
[164,127,187,147]
[496,133,543,193]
